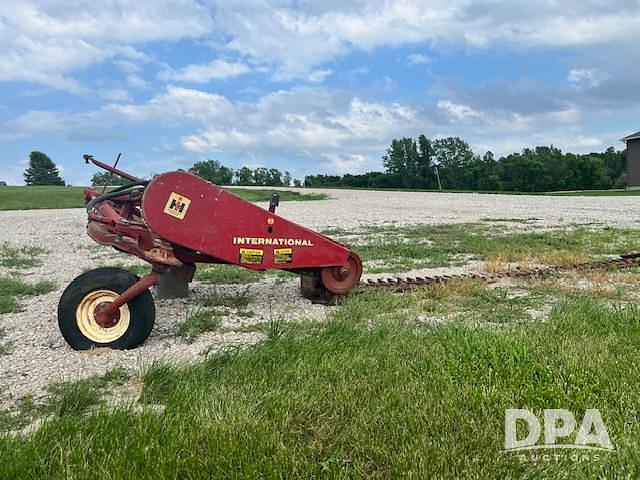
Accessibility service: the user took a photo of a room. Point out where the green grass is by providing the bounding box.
[226,188,328,202]
[195,264,263,284]
[0,243,46,268]
[0,186,326,211]
[0,276,56,314]
[173,290,254,342]
[0,328,8,356]
[341,223,640,272]
[176,307,224,343]
[200,289,253,308]
[0,368,131,433]
[2,295,640,477]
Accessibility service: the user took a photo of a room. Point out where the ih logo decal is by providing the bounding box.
[163,192,191,219]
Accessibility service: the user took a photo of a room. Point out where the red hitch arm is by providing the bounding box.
[83,154,140,182]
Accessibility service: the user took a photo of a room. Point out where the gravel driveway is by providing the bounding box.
[1,189,639,406]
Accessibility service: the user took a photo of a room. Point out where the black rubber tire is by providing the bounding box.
[58,267,155,350]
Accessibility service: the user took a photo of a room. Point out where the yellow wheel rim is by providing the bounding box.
[75,289,130,343]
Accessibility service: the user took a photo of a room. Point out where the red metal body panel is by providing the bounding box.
[141,172,350,270]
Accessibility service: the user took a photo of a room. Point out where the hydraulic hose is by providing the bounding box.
[86,180,150,212]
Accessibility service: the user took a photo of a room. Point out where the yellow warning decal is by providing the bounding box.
[163,192,191,220]
[274,248,293,264]
[239,248,263,264]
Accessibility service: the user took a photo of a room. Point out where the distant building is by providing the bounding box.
[622,131,640,189]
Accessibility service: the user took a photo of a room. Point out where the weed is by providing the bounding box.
[0,369,134,433]
[196,264,262,284]
[46,382,101,418]
[0,276,56,314]
[139,363,176,404]
[176,308,223,343]
[0,243,45,268]
[0,328,8,356]
[98,367,131,387]
[201,289,253,308]
[265,317,284,341]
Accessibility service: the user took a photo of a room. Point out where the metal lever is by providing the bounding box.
[269,192,280,213]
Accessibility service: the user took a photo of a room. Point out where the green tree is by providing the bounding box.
[382,137,421,188]
[91,172,129,186]
[24,151,65,186]
[253,167,270,185]
[268,168,283,186]
[235,167,254,185]
[417,135,436,188]
[189,160,233,185]
[282,171,292,187]
[432,137,478,189]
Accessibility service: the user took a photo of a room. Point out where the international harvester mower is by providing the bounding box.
[58,156,362,350]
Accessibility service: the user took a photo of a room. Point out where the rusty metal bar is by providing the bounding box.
[359,254,640,293]
[84,154,140,182]
[94,272,161,325]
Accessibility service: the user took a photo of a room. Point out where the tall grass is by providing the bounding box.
[347,224,640,272]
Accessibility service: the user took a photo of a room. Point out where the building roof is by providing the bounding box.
[621,131,640,142]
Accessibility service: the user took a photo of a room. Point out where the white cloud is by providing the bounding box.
[307,69,332,83]
[2,0,638,90]
[437,100,484,122]
[99,88,130,102]
[212,1,640,80]
[115,60,141,74]
[406,53,431,65]
[0,86,233,140]
[322,153,371,174]
[104,86,232,124]
[127,74,149,89]
[158,59,250,83]
[0,0,213,91]
[568,68,609,87]
[0,80,631,173]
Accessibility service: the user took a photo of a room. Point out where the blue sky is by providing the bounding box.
[1,0,639,185]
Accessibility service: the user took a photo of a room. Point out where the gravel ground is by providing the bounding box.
[1,188,639,408]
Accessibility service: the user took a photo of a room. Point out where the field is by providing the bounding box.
[0,185,327,210]
[305,185,640,196]
[1,188,640,477]
[547,188,640,196]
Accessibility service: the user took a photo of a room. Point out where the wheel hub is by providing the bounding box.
[75,290,131,343]
[320,252,363,295]
[94,302,121,328]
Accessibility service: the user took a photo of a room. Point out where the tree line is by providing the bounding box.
[21,153,302,187]
[186,160,303,187]
[305,135,627,192]
[22,139,628,193]
[89,160,303,187]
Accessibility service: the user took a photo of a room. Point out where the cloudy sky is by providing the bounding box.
[1,0,638,185]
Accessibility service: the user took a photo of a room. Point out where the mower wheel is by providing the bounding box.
[58,267,155,350]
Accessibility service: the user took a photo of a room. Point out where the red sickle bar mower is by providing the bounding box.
[58,155,362,350]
